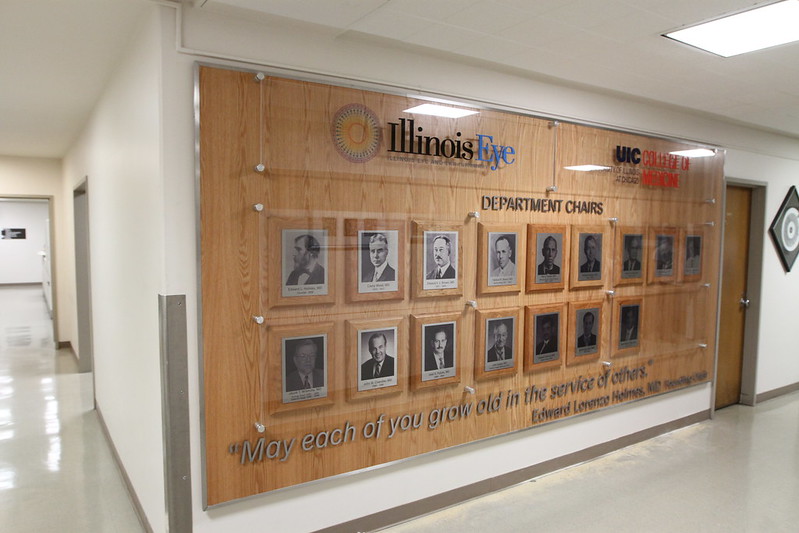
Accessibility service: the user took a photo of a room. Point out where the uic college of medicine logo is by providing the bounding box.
[331,103,382,163]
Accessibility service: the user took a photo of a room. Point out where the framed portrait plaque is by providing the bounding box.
[567,301,604,366]
[570,225,606,289]
[412,222,462,298]
[527,224,568,292]
[346,317,406,400]
[615,226,647,286]
[266,216,337,307]
[769,185,799,272]
[524,303,566,372]
[345,219,405,302]
[478,224,524,294]
[411,313,461,390]
[682,229,703,282]
[613,298,643,357]
[474,308,520,380]
[264,322,336,414]
[648,227,679,283]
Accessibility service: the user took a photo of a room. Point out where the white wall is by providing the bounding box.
[62,8,166,533]
[0,199,49,283]
[153,4,799,531]
[0,156,70,342]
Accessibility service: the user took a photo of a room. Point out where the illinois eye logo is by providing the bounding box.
[331,104,382,163]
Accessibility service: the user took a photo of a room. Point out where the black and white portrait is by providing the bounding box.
[684,235,702,276]
[424,231,458,290]
[575,308,599,356]
[422,321,456,381]
[618,305,640,350]
[358,230,399,294]
[484,317,515,371]
[282,229,329,297]
[535,232,563,284]
[282,335,328,403]
[578,233,602,281]
[487,233,518,287]
[357,327,398,392]
[621,233,643,279]
[534,312,560,364]
[654,234,674,277]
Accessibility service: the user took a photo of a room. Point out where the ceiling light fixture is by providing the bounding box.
[669,148,716,158]
[664,0,799,57]
[403,104,479,118]
[564,165,612,172]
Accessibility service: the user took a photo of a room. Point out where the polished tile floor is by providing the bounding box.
[383,390,799,532]
[0,285,142,532]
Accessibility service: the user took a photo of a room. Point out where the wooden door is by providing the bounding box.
[716,186,751,409]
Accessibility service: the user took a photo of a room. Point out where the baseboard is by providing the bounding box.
[95,405,154,533]
[318,410,711,533]
[756,382,799,403]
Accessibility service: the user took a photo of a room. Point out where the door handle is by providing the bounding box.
[739,297,750,308]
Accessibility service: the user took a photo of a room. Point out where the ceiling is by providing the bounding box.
[2,0,798,159]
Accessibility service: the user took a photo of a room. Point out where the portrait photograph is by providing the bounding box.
[282,334,328,404]
[488,232,518,287]
[614,299,643,356]
[344,219,405,303]
[684,234,703,278]
[413,222,462,298]
[570,226,605,289]
[281,228,329,297]
[527,225,568,292]
[567,301,605,365]
[534,312,560,364]
[358,230,399,293]
[268,217,337,307]
[484,316,515,372]
[524,304,566,372]
[423,231,458,290]
[357,327,398,392]
[621,233,644,279]
[478,224,523,295]
[654,234,675,277]
[422,321,456,381]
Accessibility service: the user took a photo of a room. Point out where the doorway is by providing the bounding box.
[73,181,94,374]
[716,183,764,409]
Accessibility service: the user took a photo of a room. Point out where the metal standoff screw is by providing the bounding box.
[608,217,618,224]
[703,283,711,288]
[705,198,716,204]
[252,315,265,325]
[548,120,559,128]
[464,386,476,395]
[546,185,558,192]
[254,163,266,173]
[602,361,612,368]
[254,422,266,433]
[466,300,478,309]
[252,203,264,212]
[698,343,708,349]
[254,72,265,82]
[468,211,480,219]
[606,290,615,297]
[704,221,715,226]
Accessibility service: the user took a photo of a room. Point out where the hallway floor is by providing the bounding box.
[382,389,799,532]
[0,284,142,532]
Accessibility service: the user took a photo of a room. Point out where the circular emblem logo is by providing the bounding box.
[331,104,382,163]
[782,207,799,251]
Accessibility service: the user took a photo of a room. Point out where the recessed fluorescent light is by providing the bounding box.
[664,0,799,57]
[670,148,716,158]
[403,104,478,118]
[564,165,611,172]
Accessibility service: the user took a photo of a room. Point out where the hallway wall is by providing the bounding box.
[62,8,166,533]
